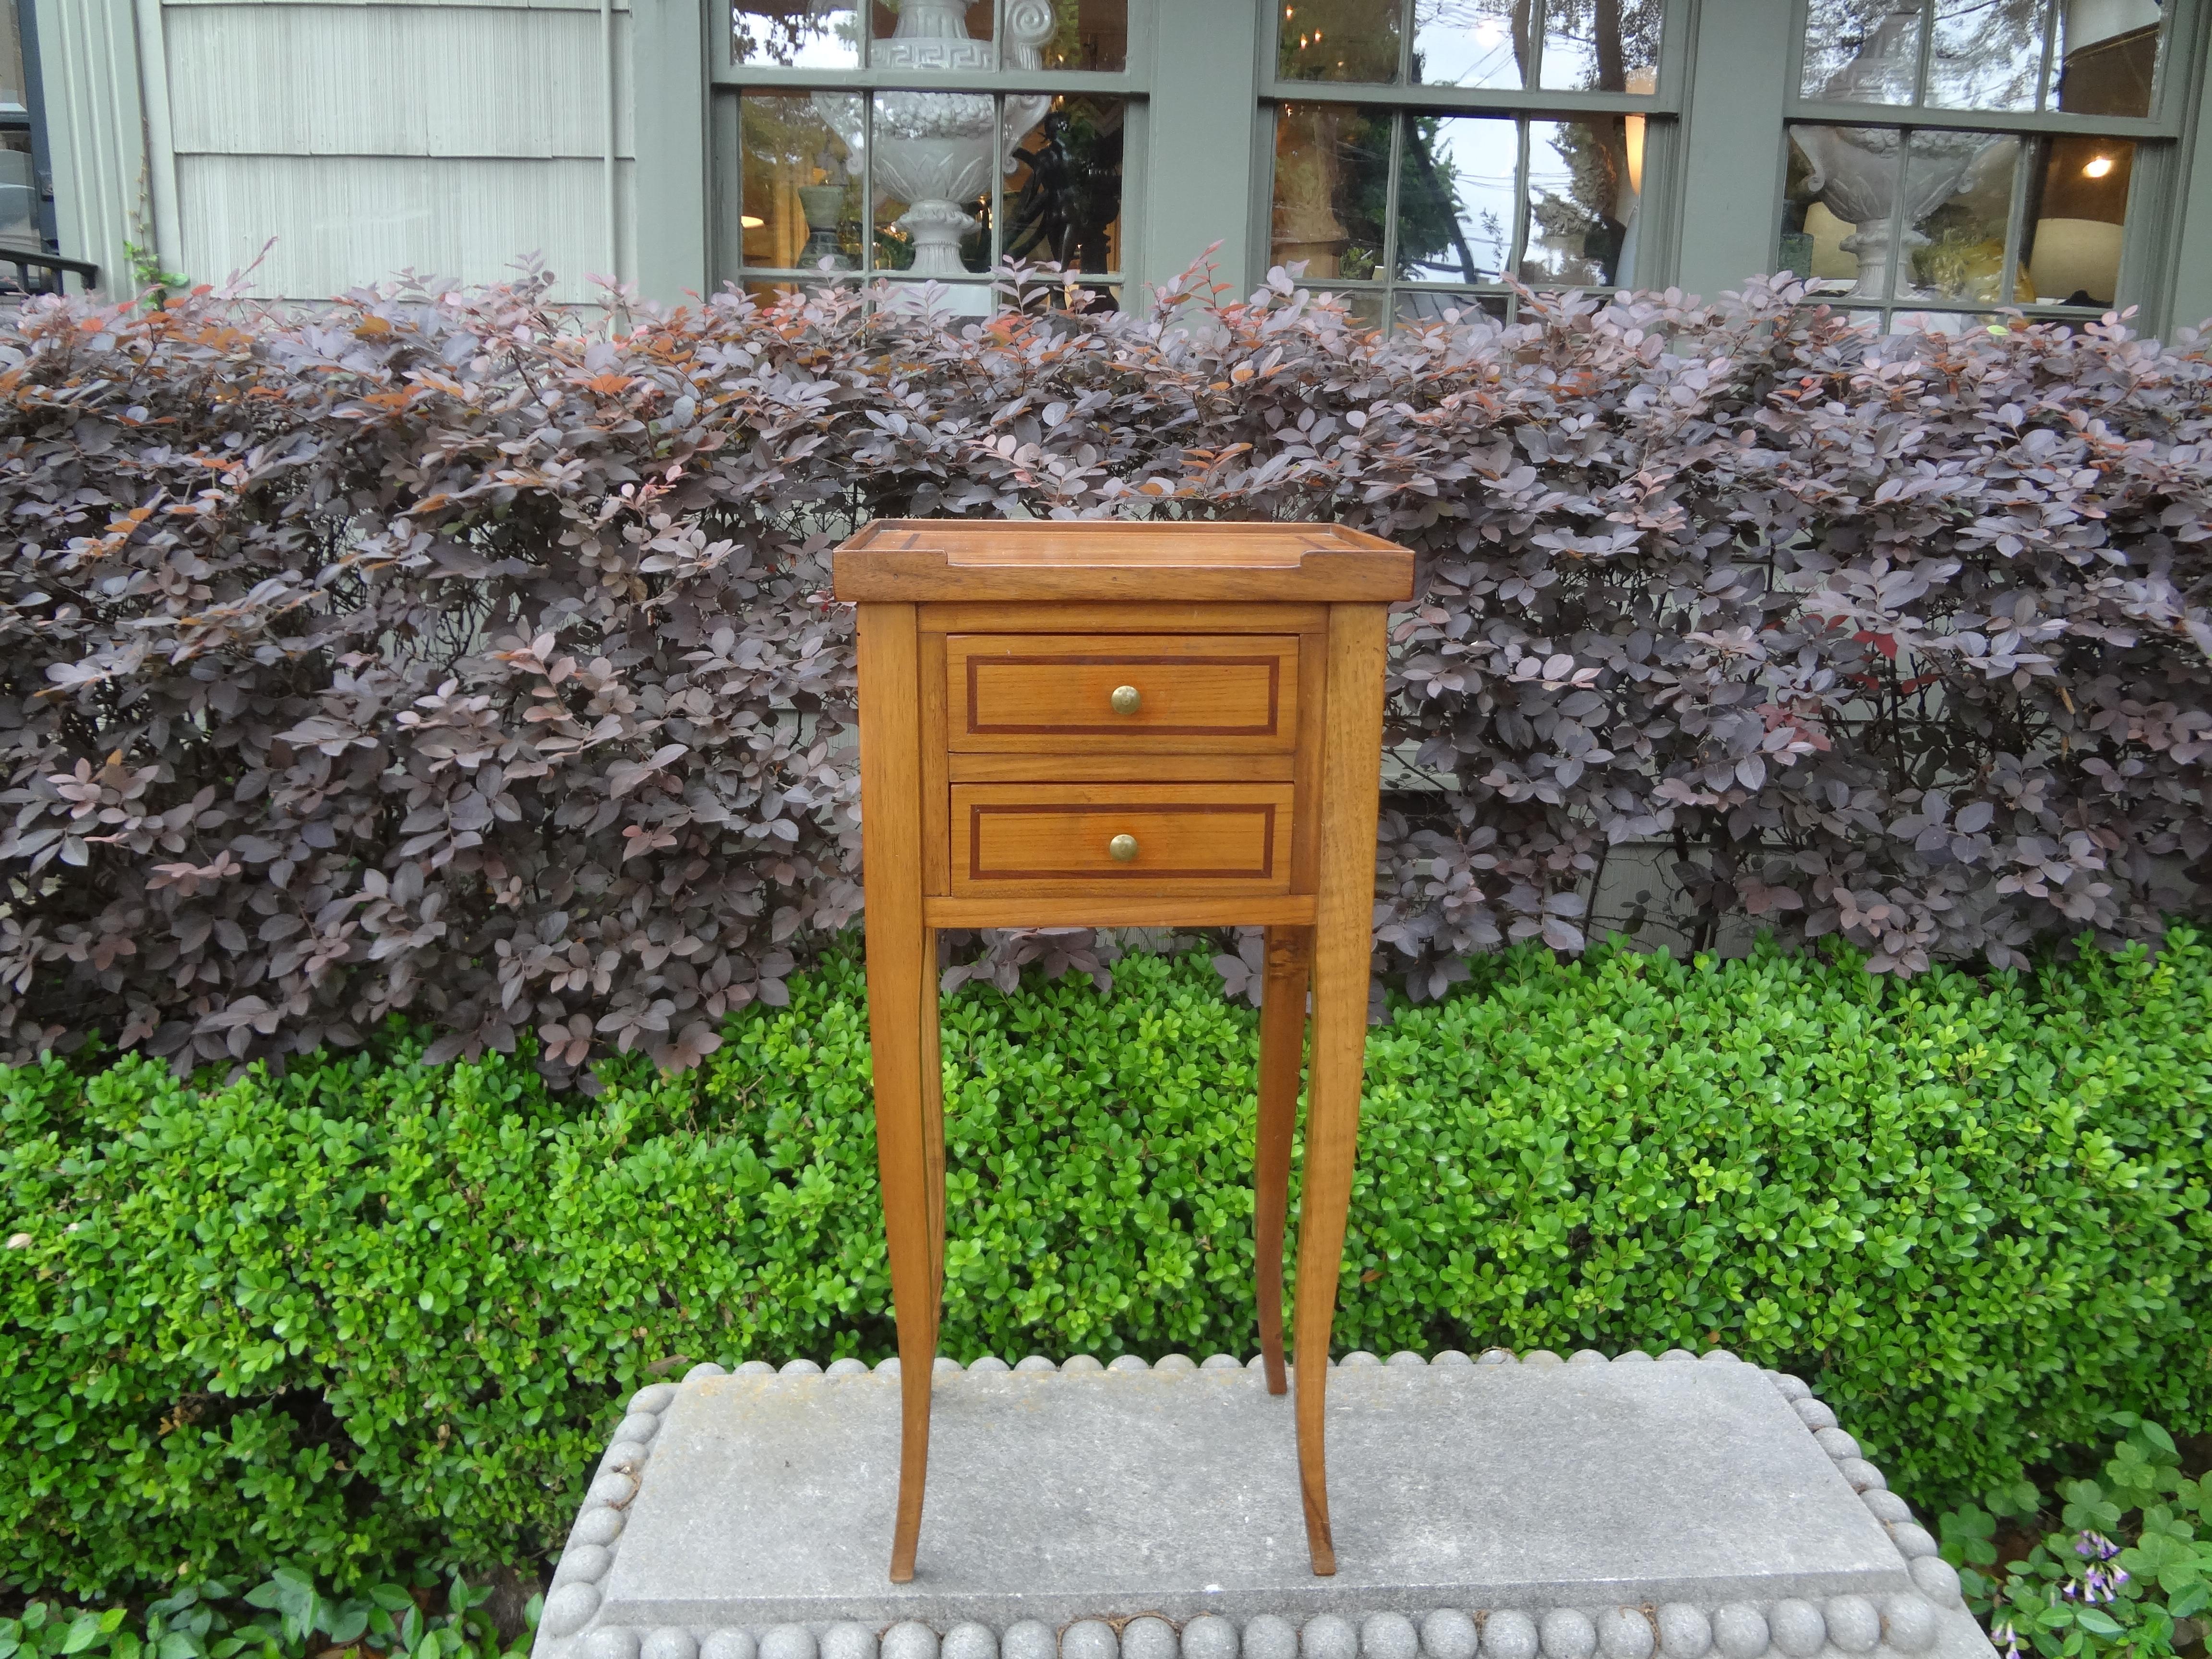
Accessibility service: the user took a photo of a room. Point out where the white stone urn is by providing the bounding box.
[1797,8,2008,300]
[813,0,1055,276]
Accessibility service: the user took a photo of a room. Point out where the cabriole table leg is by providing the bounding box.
[857,602,939,1585]
[1292,602,1390,1577]
[1254,926,1311,1396]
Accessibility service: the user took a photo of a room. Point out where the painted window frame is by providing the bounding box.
[1776,0,2212,331]
[707,0,1154,301]
[1252,0,1693,321]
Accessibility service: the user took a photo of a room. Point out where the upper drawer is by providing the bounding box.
[947,633,1299,752]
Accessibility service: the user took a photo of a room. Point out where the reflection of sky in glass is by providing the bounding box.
[1411,0,1526,88]
[734,5,861,68]
[1540,16,1597,87]
[1402,116,1517,282]
[1928,0,2046,110]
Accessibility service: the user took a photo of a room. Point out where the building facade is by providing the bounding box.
[12,0,2212,336]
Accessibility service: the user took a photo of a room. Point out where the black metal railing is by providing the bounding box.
[0,250,100,296]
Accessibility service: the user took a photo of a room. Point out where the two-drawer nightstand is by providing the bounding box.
[831,520,1415,1584]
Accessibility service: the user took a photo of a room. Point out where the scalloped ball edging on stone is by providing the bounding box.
[532,1347,1972,1659]
[542,1595,1964,1659]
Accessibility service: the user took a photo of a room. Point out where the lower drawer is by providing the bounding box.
[949,783,1294,896]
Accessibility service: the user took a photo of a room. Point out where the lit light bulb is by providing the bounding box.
[740,214,765,228]
[2083,155,2115,179]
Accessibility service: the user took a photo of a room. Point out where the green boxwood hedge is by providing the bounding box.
[2,934,2208,1601]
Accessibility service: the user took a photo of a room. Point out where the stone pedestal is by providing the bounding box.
[533,1349,1994,1659]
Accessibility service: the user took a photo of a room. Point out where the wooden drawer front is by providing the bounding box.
[948,634,1298,752]
[950,784,1294,896]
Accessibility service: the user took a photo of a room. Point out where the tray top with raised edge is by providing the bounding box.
[831,519,1415,604]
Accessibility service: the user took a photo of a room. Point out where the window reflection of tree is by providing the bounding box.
[1398,116,1493,282]
[1539,0,1661,91]
[733,2,860,66]
[1930,0,2049,110]
[1396,0,1653,291]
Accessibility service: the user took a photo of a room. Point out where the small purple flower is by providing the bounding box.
[2059,1535,2131,1605]
[1993,1621,2023,1659]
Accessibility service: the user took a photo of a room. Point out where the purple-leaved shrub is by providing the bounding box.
[1,262,2206,1073]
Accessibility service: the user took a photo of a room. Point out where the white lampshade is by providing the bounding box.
[2028,216,2123,304]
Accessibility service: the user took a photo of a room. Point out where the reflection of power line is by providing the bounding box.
[1407,258,1502,282]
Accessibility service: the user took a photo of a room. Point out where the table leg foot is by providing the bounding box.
[889,1339,933,1582]
[1293,1334,1338,1575]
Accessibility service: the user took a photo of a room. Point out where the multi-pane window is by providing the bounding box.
[0,0,47,254]
[1781,0,2176,329]
[1264,0,1673,326]
[714,1,1136,314]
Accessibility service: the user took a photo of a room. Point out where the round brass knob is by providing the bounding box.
[1109,685,1142,716]
[1107,833,1139,863]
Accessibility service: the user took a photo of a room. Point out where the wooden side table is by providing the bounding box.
[831,520,1414,1584]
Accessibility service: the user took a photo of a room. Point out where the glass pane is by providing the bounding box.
[1785,124,2021,304]
[2054,1,2162,118]
[733,2,861,69]
[1004,96,1125,274]
[1395,289,1508,327]
[1801,0,1920,103]
[1901,129,2020,302]
[1891,308,2000,335]
[1037,0,1128,72]
[870,0,992,55]
[1409,0,1530,89]
[877,280,995,317]
[1333,289,1388,330]
[1271,103,1391,281]
[872,89,996,276]
[1538,0,1662,93]
[1278,0,1403,83]
[742,93,864,272]
[1928,0,2048,111]
[1780,128,1863,292]
[0,0,24,111]
[2020,135,2132,306]
[1398,114,1515,284]
[0,133,35,250]
[1522,117,1636,288]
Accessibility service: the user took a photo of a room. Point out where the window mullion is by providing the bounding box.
[2032,0,2059,115]
[991,94,1004,295]
[863,92,877,278]
[1998,133,2033,309]
[1885,119,1912,324]
[1528,0,1548,91]
[1911,0,1935,108]
[1510,116,1533,313]
[1382,109,1406,323]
